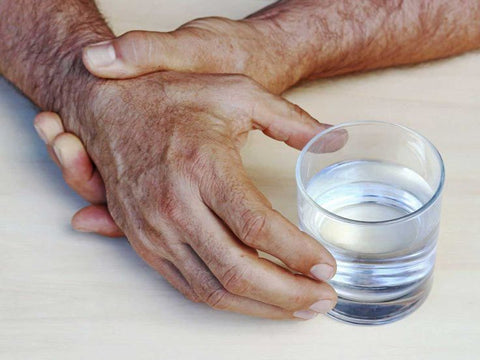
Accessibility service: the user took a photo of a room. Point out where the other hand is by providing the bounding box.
[82,17,304,94]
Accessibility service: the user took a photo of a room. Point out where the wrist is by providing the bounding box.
[244,0,354,88]
[250,18,314,91]
[242,14,321,93]
[50,53,106,132]
[39,34,115,139]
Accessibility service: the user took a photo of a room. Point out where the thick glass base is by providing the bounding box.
[327,276,433,325]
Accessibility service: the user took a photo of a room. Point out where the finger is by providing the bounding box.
[176,202,336,315]
[305,127,350,154]
[34,112,64,144]
[120,225,201,303]
[241,81,347,151]
[82,31,197,79]
[126,236,200,303]
[170,241,302,320]
[198,148,336,282]
[34,113,107,204]
[72,205,123,238]
[147,257,201,304]
[34,112,64,167]
[52,133,106,204]
[130,222,297,319]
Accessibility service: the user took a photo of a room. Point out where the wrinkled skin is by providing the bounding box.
[6,0,480,321]
[39,71,338,319]
[39,15,304,239]
[82,17,306,94]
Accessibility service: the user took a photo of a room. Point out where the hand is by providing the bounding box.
[40,16,303,235]
[40,71,339,319]
[33,15,302,237]
[82,17,305,94]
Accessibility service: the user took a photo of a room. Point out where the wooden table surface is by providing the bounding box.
[1,1,479,359]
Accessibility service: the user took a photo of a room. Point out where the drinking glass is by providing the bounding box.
[296,121,445,325]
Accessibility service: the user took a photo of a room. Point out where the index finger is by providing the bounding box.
[198,149,336,282]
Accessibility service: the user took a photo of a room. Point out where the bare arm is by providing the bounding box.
[82,0,480,93]
[0,0,112,124]
[248,0,480,82]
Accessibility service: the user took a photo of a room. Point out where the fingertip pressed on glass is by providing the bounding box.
[296,121,445,325]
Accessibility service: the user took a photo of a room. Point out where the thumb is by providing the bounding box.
[82,30,204,79]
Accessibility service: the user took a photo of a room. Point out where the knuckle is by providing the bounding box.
[120,31,151,63]
[240,209,267,248]
[157,189,183,223]
[184,291,203,304]
[183,142,213,168]
[289,103,310,124]
[183,142,225,187]
[220,263,251,295]
[204,287,230,310]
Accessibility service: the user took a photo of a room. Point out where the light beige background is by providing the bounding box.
[1,1,479,359]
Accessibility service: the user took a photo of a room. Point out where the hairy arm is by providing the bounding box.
[0,0,112,136]
[76,0,480,94]
[247,0,480,83]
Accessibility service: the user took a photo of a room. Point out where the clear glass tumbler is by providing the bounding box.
[296,121,445,325]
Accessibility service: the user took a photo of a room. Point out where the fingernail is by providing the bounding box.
[53,143,65,167]
[84,41,116,68]
[310,264,335,281]
[309,300,334,314]
[293,310,318,320]
[34,120,63,144]
[53,139,79,167]
[34,124,48,143]
[324,128,349,152]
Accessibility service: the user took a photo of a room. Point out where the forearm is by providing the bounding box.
[247,0,480,85]
[0,0,113,138]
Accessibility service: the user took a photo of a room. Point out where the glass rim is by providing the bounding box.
[295,120,445,225]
